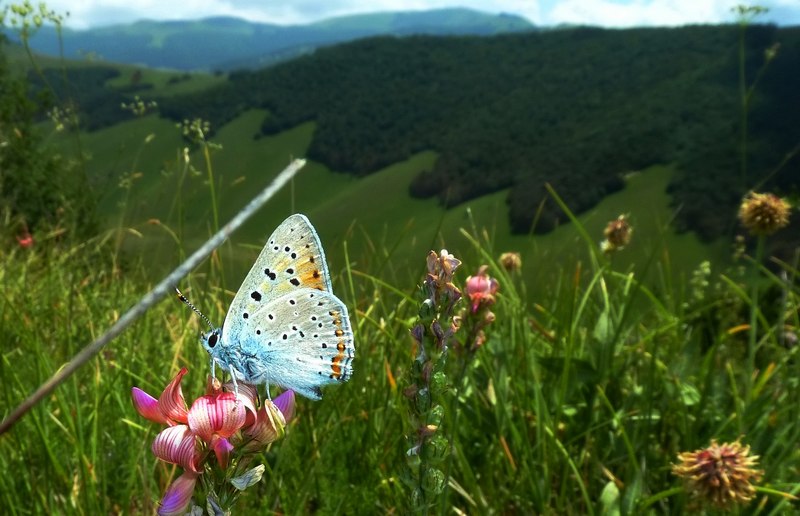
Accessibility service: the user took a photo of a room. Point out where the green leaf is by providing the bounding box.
[599,481,621,516]
[230,465,265,491]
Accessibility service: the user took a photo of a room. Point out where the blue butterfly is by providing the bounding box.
[179,214,354,400]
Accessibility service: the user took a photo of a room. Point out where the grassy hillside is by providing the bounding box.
[49,103,728,294]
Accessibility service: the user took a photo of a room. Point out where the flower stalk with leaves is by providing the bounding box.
[402,250,462,511]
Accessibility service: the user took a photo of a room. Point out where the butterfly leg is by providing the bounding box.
[209,357,217,380]
[228,370,240,400]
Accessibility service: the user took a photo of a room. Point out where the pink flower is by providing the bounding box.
[16,231,33,249]
[464,265,499,313]
[132,369,295,514]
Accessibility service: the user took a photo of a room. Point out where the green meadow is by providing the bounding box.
[52,102,730,292]
[3,21,799,515]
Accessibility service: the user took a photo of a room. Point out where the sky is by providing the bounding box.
[37,0,800,29]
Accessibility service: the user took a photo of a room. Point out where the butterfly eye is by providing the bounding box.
[208,333,218,348]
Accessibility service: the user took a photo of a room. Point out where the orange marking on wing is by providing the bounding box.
[298,268,326,290]
[330,340,347,379]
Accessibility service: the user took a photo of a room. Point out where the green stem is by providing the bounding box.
[202,142,220,234]
[439,353,471,513]
[746,235,765,400]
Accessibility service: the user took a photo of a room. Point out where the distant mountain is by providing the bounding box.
[7,8,533,71]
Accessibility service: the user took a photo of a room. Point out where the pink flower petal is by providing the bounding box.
[152,425,199,473]
[159,368,189,424]
[131,387,169,425]
[273,390,295,423]
[212,436,234,470]
[223,382,259,427]
[157,471,199,516]
[241,402,286,453]
[188,393,246,443]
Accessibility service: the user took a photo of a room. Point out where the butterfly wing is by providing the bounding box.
[222,214,333,341]
[231,288,355,400]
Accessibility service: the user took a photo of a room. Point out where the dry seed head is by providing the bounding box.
[601,215,633,253]
[738,192,791,236]
[498,252,522,272]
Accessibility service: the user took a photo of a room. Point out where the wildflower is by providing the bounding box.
[672,439,763,509]
[427,249,461,284]
[458,266,499,352]
[465,265,499,314]
[601,215,633,254]
[424,249,462,314]
[132,368,294,515]
[498,252,522,272]
[738,191,791,236]
[16,231,33,249]
[405,250,463,509]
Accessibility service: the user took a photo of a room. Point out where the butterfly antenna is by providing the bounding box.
[175,287,215,331]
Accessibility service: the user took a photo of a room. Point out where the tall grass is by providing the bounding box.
[2,178,799,513]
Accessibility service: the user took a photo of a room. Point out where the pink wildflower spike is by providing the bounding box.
[133,368,291,513]
[465,265,499,313]
[158,368,189,424]
[273,390,296,423]
[212,437,235,470]
[131,387,169,425]
[152,425,200,473]
[188,392,247,443]
[157,471,199,516]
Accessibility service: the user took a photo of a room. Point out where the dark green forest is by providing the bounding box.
[38,25,800,243]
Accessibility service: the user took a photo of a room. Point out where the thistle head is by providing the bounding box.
[498,252,522,272]
[738,191,790,236]
[672,439,763,509]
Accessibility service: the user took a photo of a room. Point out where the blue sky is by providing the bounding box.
[41,0,800,29]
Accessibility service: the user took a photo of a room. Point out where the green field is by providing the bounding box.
[50,102,729,297]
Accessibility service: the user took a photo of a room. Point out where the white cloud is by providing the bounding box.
[546,0,735,27]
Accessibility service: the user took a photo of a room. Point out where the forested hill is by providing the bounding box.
[155,24,799,239]
[54,25,797,240]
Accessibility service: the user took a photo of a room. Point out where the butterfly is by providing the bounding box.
[178,214,354,400]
